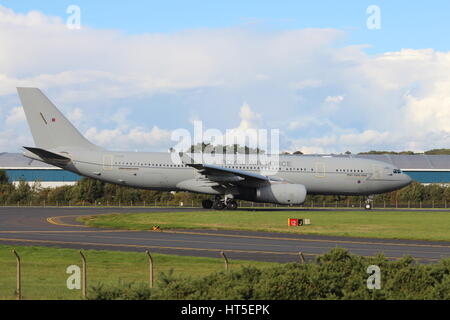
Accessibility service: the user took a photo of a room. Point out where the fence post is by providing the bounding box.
[220,252,229,271]
[12,249,21,300]
[79,251,87,298]
[145,250,154,288]
[299,252,305,264]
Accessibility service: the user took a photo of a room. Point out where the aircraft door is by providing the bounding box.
[103,154,114,171]
[315,162,326,178]
[372,165,383,179]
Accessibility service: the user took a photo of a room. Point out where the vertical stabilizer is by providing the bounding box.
[17,88,101,151]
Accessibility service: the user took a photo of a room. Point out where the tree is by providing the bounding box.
[71,178,105,203]
[443,187,450,202]
[424,149,450,155]
[8,179,32,203]
[397,182,426,202]
[426,184,444,201]
[0,170,14,203]
[0,170,9,185]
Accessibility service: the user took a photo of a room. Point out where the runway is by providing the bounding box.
[0,207,449,263]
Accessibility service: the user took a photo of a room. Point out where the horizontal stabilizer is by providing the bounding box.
[23,146,71,164]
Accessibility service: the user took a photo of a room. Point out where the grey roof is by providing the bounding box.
[282,153,450,170]
[355,154,450,170]
[0,152,55,168]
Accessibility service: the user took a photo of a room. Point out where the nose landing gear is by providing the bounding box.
[365,196,374,210]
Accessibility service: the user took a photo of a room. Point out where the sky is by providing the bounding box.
[0,1,449,154]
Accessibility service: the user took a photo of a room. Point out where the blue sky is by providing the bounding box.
[0,1,449,154]
[5,0,450,53]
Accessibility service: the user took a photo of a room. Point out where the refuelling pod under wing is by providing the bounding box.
[255,183,307,205]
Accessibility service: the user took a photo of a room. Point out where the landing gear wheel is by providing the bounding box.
[365,195,374,210]
[226,200,238,210]
[213,201,226,210]
[202,200,213,209]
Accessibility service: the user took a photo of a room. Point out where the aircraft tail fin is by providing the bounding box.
[17,88,101,151]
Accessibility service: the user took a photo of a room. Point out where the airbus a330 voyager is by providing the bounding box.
[17,88,412,210]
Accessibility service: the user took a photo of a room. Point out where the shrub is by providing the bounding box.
[87,249,450,300]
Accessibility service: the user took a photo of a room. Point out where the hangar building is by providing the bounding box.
[0,153,80,188]
[354,154,450,184]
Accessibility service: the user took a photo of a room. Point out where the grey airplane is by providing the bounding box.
[17,88,412,210]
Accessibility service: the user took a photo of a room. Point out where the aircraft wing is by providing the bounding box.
[179,153,270,187]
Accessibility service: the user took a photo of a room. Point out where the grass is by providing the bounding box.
[79,210,450,242]
[0,245,277,300]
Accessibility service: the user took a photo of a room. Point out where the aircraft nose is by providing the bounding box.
[402,173,413,187]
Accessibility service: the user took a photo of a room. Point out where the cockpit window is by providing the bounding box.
[393,169,402,174]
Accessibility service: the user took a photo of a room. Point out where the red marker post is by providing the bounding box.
[288,218,304,227]
[288,218,298,227]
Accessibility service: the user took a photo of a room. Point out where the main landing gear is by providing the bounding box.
[202,196,238,210]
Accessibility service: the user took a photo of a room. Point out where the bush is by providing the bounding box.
[87,248,450,300]
[88,281,152,300]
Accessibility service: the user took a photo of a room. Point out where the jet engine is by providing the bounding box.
[255,183,307,205]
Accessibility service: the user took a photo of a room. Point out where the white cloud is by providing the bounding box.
[298,146,326,154]
[222,103,264,148]
[68,108,83,123]
[85,126,172,151]
[0,5,449,154]
[324,95,344,104]
[289,79,323,90]
[5,107,25,126]
[339,130,390,146]
[237,102,262,130]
